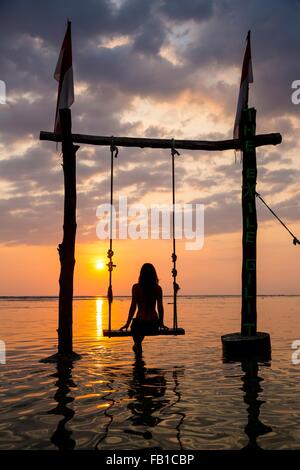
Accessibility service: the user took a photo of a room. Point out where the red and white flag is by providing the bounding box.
[54,21,74,134]
[233,30,253,140]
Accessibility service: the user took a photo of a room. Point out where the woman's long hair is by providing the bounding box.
[138,263,159,299]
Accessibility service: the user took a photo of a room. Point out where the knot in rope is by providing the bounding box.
[107,260,116,272]
[107,285,113,304]
[173,282,180,294]
[107,248,116,272]
[171,138,180,157]
[110,136,119,158]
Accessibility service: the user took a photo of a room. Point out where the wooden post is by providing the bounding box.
[241,107,257,336]
[222,107,271,359]
[57,108,79,357]
[241,358,272,449]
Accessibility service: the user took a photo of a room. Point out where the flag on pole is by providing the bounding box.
[233,30,253,140]
[54,21,74,134]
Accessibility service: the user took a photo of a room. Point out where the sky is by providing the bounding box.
[0,0,300,295]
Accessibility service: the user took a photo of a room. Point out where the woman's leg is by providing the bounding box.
[133,334,144,354]
[131,319,144,354]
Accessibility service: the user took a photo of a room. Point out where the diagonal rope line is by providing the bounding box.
[256,191,300,245]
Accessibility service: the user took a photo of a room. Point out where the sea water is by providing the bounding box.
[0,296,299,450]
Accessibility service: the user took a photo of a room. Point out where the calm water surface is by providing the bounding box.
[0,296,300,450]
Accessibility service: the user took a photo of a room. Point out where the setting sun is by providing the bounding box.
[95,259,105,271]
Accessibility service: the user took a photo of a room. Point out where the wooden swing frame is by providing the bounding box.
[40,109,281,355]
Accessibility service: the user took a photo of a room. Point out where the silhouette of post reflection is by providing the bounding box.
[48,358,77,450]
[160,366,186,450]
[240,358,272,450]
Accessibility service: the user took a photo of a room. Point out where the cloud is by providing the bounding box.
[160,0,214,22]
[0,0,299,247]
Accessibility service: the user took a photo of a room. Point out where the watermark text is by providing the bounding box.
[291,80,300,104]
[0,340,6,364]
[96,196,204,250]
[0,80,6,104]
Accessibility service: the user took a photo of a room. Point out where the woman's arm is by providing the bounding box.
[157,286,167,328]
[120,285,137,330]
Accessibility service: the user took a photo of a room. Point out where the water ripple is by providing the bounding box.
[1,297,300,449]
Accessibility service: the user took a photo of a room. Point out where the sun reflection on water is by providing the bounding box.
[96,298,103,338]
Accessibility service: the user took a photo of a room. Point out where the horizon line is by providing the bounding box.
[0,293,300,299]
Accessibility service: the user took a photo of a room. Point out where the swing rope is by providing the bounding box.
[256,191,300,246]
[105,138,184,336]
[107,137,118,334]
[171,139,180,330]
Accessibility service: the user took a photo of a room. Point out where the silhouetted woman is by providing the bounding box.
[120,263,168,354]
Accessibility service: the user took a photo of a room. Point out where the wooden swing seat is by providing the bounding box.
[103,327,185,337]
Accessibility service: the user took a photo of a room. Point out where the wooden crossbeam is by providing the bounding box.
[40,131,282,151]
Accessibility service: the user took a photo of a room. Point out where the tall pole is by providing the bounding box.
[241,107,257,336]
[222,106,271,358]
[57,108,79,355]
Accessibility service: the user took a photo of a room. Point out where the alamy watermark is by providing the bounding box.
[96,196,204,250]
[291,340,300,365]
[0,80,6,104]
[291,80,300,104]
[0,340,6,364]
